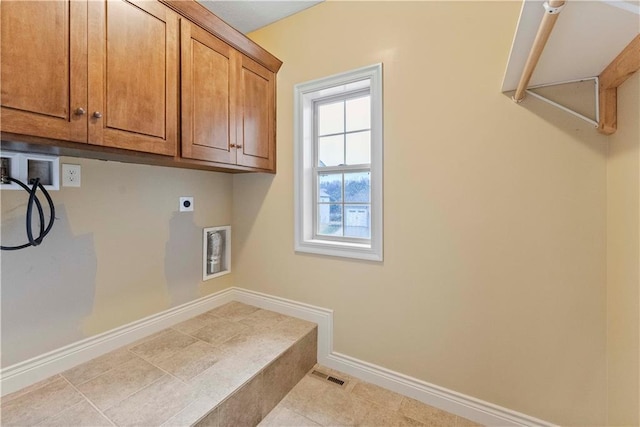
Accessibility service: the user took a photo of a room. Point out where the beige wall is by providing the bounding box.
[607,72,640,425]
[1,158,233,366]
[237,2,609,425]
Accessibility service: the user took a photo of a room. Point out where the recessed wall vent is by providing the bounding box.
[309,370,347,387]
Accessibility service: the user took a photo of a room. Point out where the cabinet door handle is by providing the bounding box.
[74,107,86,115]
[230,144,236,148]
[236,144,242,149]
[92,111,103,119]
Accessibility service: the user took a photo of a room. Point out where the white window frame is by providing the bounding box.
[294,63,383,261]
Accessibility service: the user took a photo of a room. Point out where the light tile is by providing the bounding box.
[161,396,219,427]
[217,371,264,427]
[77,356,164,411]
[37,400,112,427]
[154,340,221,382]
[399,397,457,427]
[261,345,299,417]
[190,316,249,346]
[355,400,425,427]
[194,407,219,427]
[130,329,198,364]
[281,375,357,426]
[350,381,404,411]
[259,406,321,426]
[1,377,83,426]
[209,301,260,322]
[62,347,136,386]
[172,312,220,335]
[292,329,318,383]
[126,329,170,349]
[456,416,484,427]
[239,309,289,330]
[281,375,329,413]
[1,375,62,404]
[267,318,317,343]
[189,356,259,406]
[215,328,289,367]
[105,375,196,427]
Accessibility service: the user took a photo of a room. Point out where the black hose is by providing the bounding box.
[1,177,56,250]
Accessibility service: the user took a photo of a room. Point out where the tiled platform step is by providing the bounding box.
[1,302,318,426]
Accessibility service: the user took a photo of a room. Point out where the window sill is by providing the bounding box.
[295,238,382,261]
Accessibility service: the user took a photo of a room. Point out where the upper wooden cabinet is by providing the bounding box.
[181,20,276,171]
[88,0,178,156]
[1,1,88,143]
[181,20,237,164]
[1,0,178,156]
[1,0,280,173]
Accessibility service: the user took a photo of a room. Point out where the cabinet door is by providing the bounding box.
[236,55,276,171]
[181,20,237,164]
[0,0,88,142]
[88,0,178,156]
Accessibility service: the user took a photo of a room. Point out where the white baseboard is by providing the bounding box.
[323,352,554,427]
[1,286,555,427]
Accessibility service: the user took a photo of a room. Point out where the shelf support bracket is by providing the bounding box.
[597,34,640,135]
[525,77,599,127]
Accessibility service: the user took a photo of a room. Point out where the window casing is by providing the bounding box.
[294,64,383,261]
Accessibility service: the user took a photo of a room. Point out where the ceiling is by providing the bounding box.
[197,0,323,34]
[502,0,640,92]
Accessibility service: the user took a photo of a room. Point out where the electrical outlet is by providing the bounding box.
[62,164,81,187]
[180,196,194,212]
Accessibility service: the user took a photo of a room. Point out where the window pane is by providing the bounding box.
[318,173,343,203]
[346,95,370,132]
[346,131,370,165]
[317,101,344,136]
[344,204,370,238]
[318,204,343,236]
[344,172,370,203]
[318,135,344,167]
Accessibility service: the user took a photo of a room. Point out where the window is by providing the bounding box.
[294,64,383,261]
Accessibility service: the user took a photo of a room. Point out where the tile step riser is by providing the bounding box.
[196,327,318,427]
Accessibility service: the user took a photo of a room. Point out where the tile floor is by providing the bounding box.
[259,366,483,427]
[2,301,480,427]
[1,302,317,427]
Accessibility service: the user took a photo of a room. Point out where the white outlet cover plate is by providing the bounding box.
[62,164,81,187]
[179,196,194,212]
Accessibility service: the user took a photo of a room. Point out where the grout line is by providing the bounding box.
[6,377,76,426]
[125,349,190,386]
[283,403,330,426]
[59,375,116,427]
[74,357,170,416]
[64,350,138,388]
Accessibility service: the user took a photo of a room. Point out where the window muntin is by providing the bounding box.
[314,91,371,242]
